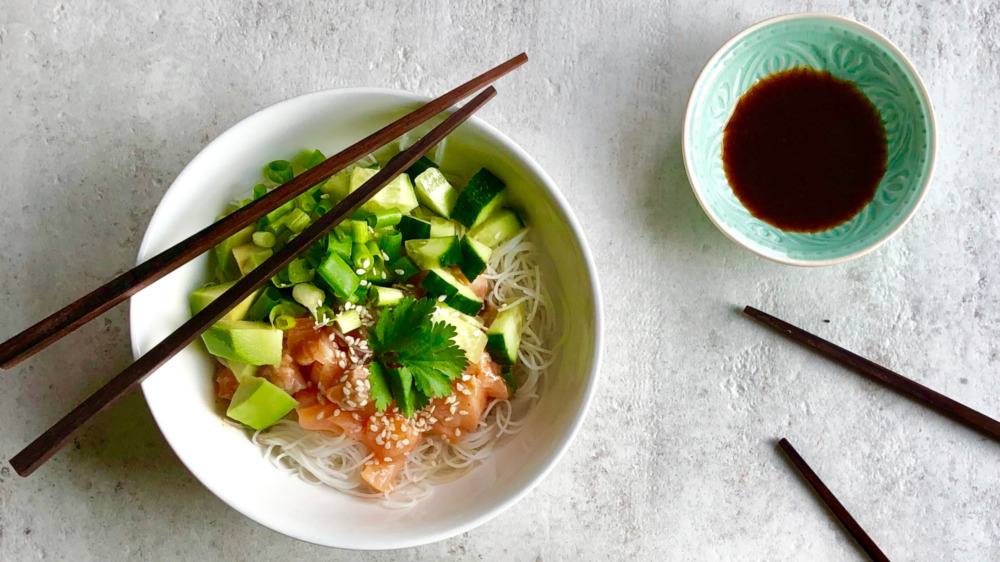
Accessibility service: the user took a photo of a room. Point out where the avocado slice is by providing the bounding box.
[189,281,260,322]
[219,358,259,382]
[226,377,298,430]
[231,243,273,276]
[201,320,283,366]
[214,224,256,281]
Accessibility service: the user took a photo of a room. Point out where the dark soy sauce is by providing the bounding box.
[722,67,888,232]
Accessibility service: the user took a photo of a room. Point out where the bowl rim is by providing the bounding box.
[130,86,604,550]
[682,12,937,267]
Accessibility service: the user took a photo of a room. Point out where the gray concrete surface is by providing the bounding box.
[1,0,999,560]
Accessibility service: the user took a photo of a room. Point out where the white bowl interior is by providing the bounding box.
[129,89,601,549]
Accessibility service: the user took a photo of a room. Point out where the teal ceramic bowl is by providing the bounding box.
[683,14,935,266]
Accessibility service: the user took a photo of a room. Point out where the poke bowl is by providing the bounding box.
[129,88,602,549]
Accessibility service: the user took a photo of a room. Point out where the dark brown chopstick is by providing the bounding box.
[744,306,1000,443]
[8,87,497,477]
[777,439,890,561]
[0,53,527,370]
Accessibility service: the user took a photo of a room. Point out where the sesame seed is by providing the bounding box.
[395,269,405,275]
[438,295,447,302]
[455,429,462,436]
[370,424,378,431]
[381,272,387,280]
[384,457,392,462]
[317,411,325,420]
[402,439,410,446]
[459,410,469,416]
[356,268,366,275]
[352,413,360,420]
[363,259,371,268]
[445,416,453,422]
[360,279,369,286]
[333,409,341,416]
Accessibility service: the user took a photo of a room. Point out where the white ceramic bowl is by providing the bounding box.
[129,88,602,549]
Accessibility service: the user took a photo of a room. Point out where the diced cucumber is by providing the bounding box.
[405,156,439,181]
[452,169,506,228]
[349,167,419,213]
[421,268,483,315]
[404,237,462,270]
[334,309,361,333]
[389,256,420,282]
[316,253,360,299]
[432,305,488,363]
[368,286,405,307]
[429,217,459,238]
[468,208,524,248]
[486,303,524,365]
[399,215,431,240]
[414,168,459,218]
[320,169,352,201]
[459,236,493,280]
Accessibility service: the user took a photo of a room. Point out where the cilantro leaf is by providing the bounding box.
[367,362,392,412]
[367,297,470,417]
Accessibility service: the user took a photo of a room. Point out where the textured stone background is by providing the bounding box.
[1,0,999,560]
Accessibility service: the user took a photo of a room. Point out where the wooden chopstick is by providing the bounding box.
[744,306,1000,443]
[8,87,497,477]
[777,438,890,562]
[0,53,528,370]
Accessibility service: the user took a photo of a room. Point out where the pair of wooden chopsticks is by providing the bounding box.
[5,53,528,477]
[748,305,1000,561]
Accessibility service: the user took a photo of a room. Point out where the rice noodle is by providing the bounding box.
[250,229,555,506]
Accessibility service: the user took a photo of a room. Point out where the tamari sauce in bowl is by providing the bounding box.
[683,13,936,266]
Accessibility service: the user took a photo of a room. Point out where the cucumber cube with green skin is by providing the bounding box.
[349,167,419,214]
[452,169,506,228]
[404,236,462,270]
[432,305,487,363]
[467,208,525,248]
[420,268,483,316]
[414,168,459,218]
[316,252,360,300]
[405,156,439,181]
[189,282,260,322]
[399,215,432,240]
[486,303,525,365]
[459,236,493,280]
[226,377,298,430]
[429,217,459,238]
[389,256,420,281]
[202,320,283,366]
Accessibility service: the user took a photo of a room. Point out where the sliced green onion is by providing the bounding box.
[314,305,336,326]
[352,242,373,273]
[252,231,276,248]
[246,286,283,322]
[378,231,402,262]
[297,149,326,171]
[286,258,314,284]
[273,315,296,330]
[314,198,333,215]
[350,219,372,243]
[285,208,311,233]
[271,268,294,288]
[294,192,316,213]
[264,160,293,184]
[326,232,352,261]
[292,282,325,314]
[269,301,308,326]
[253,183,268,200]
[316,253,360,300]
[370,208,402,229]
